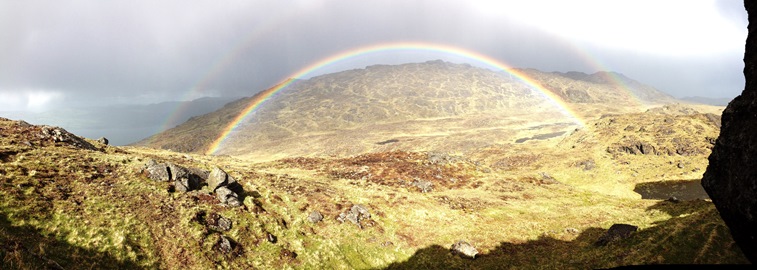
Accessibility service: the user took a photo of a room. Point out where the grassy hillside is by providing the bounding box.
[0,105,748,269]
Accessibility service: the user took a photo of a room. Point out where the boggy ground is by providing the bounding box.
[0,110,749,269]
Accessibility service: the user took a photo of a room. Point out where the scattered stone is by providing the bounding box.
[677,162,685,169]
[411,179,433,193]
[279,248,297,259]
[565,227,580,234]
[266,232,277,243]
[667,196,680,203]
[337,204,372,229]
[351,204,371,220]
[539,172,555,181]
[97,137,109,145]
[595,224,638,246]
[218,217,232,231]
[578,159,596,171]
[308,211,324,223]
[216,235,234,254]
[450,240,478,259]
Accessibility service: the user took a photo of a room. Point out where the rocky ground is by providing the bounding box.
[0,102,749,269]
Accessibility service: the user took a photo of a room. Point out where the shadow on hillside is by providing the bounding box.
[0,211,142,269]
[383,199,748,269]
[633,179,709,200]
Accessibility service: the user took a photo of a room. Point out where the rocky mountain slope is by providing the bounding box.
[136,61,676,160]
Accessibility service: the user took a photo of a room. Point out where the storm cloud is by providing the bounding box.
[0,0,747,112]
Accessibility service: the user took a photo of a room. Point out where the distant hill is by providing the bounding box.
[0,96,239,145]
[137,60,677,159]
[680,96,733,106]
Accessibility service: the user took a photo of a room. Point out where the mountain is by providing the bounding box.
[522,69,677,104]
[137,61,678,160]
[0,96,239,146]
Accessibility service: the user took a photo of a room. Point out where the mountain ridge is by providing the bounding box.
[137,60,678,159]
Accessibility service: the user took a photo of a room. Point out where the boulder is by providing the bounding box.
[167,163,189,181]
[143,160,170,182]
[97,137,109,145]
[450,240,478,259]
[594,224,638,246]
[208,167,229,191]
[216,235,235,254]
[702,1,757,263]
[218,188,242,207]
[175,178,191,192]
[308,211,324,223]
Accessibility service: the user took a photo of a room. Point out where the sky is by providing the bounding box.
[0,0,747,112]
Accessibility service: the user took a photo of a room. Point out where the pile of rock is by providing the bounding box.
[337,204,371,229]
[208,167,243,207]
[38,125,97,151]
[142,159,243,207]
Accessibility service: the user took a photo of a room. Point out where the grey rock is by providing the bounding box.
[226,196,242,207]
[215,186,238,204]
[216,235,233,253]
[97,137,109,145]
[594,224,638,246]
[308,211,324,223]
[208,167,229,191]
[450,240,478,259]
[267,232,277,243]
[143,160,170,182]
[411,179,433,193]
[351,204,371,220]
[167,163,189,181]
[337,204,371,228]
[175,177,190,192]
[217,216,232,231]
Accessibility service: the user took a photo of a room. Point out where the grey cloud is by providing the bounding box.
[0,0,748,111]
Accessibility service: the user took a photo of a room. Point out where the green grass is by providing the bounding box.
[0,115,749,269]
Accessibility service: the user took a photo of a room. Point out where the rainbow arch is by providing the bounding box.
[204,42,585,155]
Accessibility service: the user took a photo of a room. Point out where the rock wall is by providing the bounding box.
[701,0,757,263]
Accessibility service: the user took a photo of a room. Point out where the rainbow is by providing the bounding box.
[204,42,587,155]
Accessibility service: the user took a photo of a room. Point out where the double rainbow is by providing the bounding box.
[204,42,587,155]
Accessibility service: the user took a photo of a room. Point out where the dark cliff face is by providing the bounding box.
[701,0,757,263]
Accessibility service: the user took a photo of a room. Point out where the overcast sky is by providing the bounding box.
[0,0,747,112]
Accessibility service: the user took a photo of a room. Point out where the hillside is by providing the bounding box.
[0,103,747,269]
[137,61,677,160]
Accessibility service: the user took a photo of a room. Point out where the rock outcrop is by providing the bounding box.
[337,204,372,229]
[701,1,757,263]
[141,161,243,207]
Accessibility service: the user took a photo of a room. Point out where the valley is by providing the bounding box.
[0,62,747,269]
